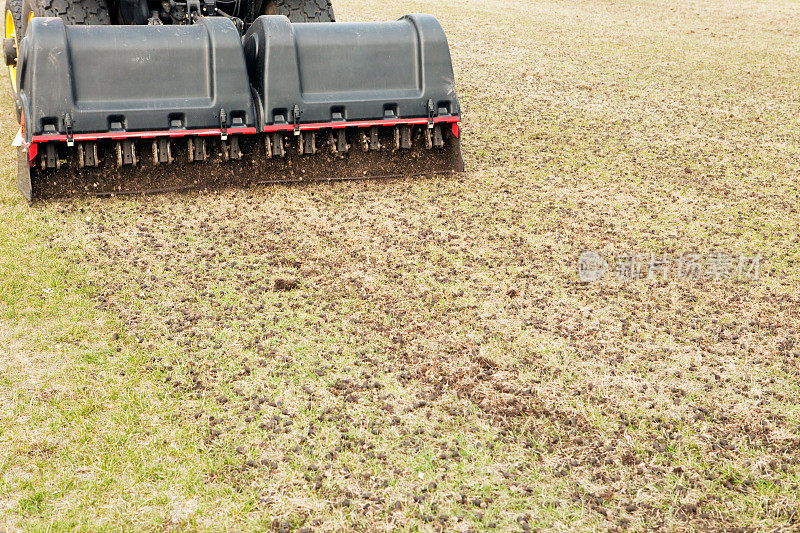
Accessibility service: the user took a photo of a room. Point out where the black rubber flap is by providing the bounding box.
[243,14,460,126]
[18,17,256,140]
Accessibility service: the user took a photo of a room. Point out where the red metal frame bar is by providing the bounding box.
[29,116,461,144]
[30,126,258,143]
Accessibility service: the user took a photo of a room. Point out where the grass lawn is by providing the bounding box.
[1,0,800,530]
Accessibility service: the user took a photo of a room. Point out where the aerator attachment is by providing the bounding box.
[16,14,463,199]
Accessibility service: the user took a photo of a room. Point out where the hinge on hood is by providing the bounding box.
[65,113,74,146]
[426,99,436,129]
[219,108,228,140]
[292,104,302,136]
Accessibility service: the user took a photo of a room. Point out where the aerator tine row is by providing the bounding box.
[38,122,451,169]
[23,121,462,198]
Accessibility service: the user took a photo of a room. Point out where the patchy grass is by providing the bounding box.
[2,0,800,530]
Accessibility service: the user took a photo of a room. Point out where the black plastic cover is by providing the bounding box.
[243,14,460,126]
[18,17,256,141]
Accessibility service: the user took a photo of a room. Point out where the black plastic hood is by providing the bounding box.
[18,17,256,141]
[18,14,460,142]
[243,14,460,127]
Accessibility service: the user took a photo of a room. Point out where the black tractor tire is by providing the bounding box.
[262,0,334,22]
[22,0,111,33]
[5,0,24,121]
[5,0,23,53]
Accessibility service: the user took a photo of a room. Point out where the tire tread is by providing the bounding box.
[263,0,334,22]
[24,0,110,28]
[6,0,24,34]
[6,0,24,119]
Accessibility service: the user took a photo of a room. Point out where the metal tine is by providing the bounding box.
[188,137,206,162]
[432,125,444,148]
[152,138,172,164]
[328,130,348,155]
[222,135,242,161]
[400,125,412,149]
[269,133,284,157]
[302,132,316,155]
[336,130,348,153]
[328,131,337,154]
[369,126,380,151]
[41,142,59,169]
[116,139,137,166]
[78,142,98,168]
